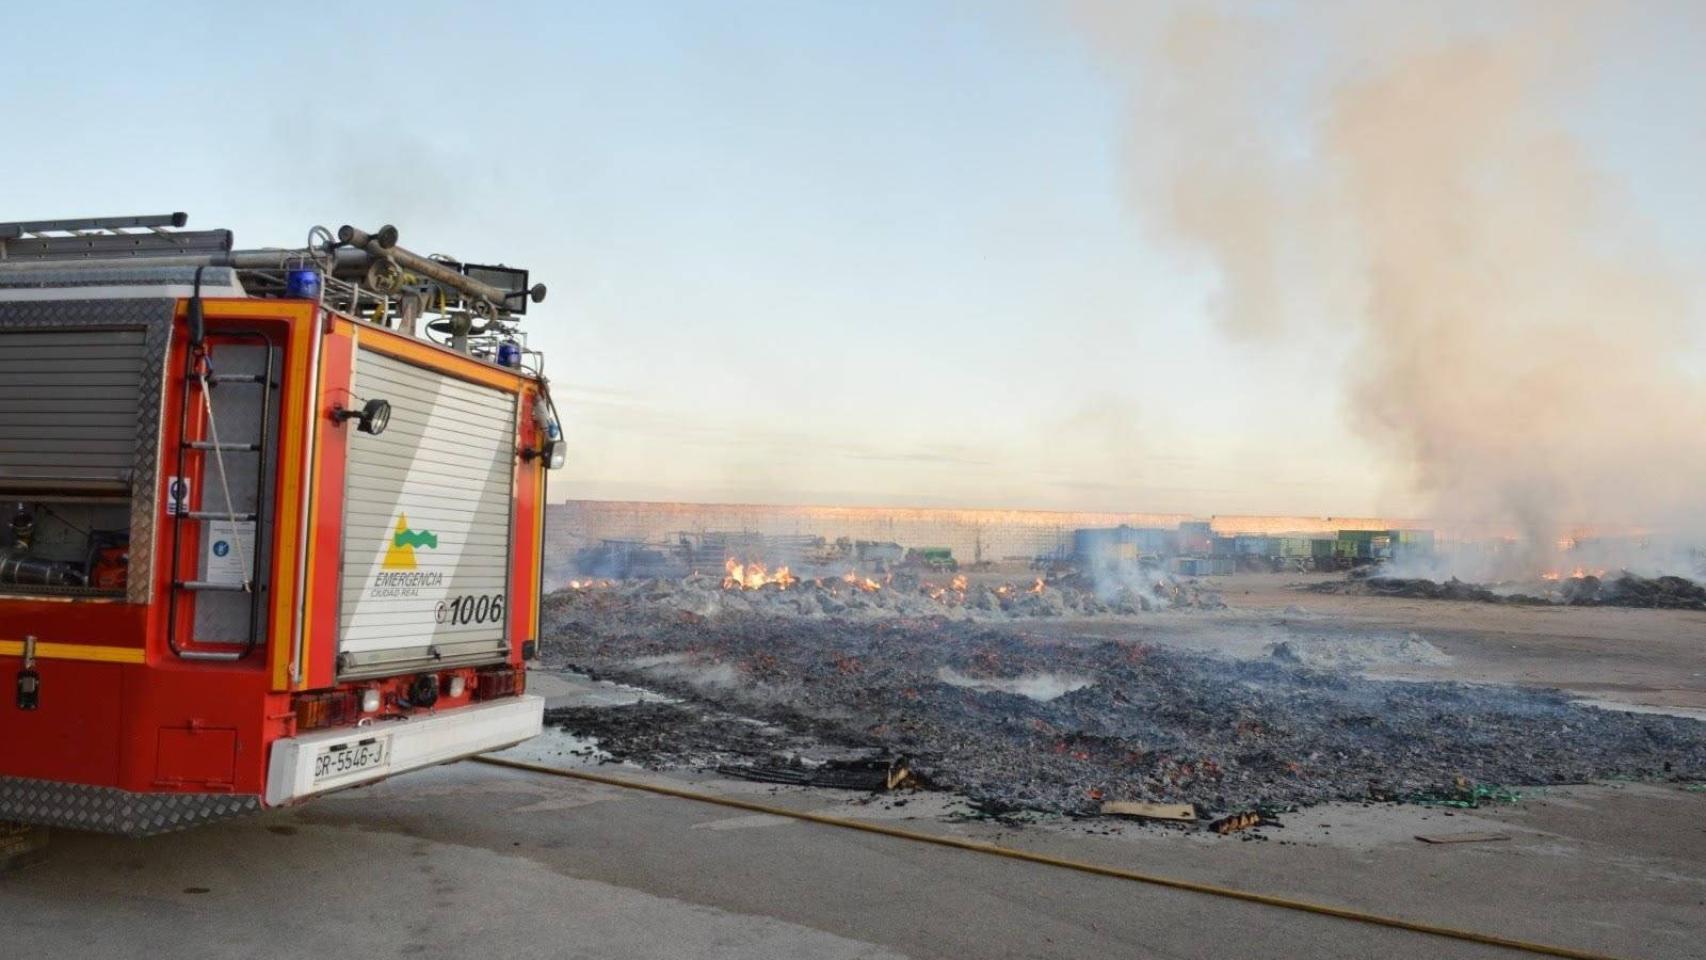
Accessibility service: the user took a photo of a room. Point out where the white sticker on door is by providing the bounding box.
[202,519,255,586]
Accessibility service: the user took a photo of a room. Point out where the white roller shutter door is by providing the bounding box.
[337,347,517,678]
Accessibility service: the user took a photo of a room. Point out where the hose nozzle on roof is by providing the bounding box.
[336,224,513,309]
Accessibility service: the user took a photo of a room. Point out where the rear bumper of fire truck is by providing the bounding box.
[264,695,544,806]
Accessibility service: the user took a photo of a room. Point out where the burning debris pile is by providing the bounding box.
[550,567,1223,623]
[1310,571,1706,611]
[540,600,1706,816]
[1559,574,1706,609]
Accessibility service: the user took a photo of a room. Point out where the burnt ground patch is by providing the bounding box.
[541,591,1706,817]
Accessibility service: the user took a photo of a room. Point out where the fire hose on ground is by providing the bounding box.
[471,755,1626,960]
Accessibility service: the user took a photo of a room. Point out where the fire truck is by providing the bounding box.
[0,213,562,834]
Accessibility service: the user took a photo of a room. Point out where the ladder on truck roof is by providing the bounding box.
[0,212,233,261]
[2,209,551,387]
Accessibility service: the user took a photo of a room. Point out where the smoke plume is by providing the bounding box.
[1072,1,1706,574]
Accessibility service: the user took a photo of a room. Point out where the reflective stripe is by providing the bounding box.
[0,640,144,664]
[269,310,316,689]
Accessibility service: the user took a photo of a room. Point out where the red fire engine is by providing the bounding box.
[0,213,562,834]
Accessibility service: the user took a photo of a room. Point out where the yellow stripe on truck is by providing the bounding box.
[532,463,545,640]
[0,640,145,665]
[357,328,529,391]
[267,306,315,690]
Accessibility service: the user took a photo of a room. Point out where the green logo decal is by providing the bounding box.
[383,514,438,571]
[393,528,438,549]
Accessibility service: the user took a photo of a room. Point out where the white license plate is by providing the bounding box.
[313,737,390,783]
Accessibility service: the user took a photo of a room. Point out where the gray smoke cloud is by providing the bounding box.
[1072,1,1706,576]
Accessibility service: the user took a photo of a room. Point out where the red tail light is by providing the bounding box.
[294,691,356,731]
[474,666,523,701]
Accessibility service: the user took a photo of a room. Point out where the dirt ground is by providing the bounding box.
[513,576,1706,958]
[1063,571,1706,713]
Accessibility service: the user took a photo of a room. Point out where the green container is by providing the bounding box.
[1337,529,1381,543]
[1336,530,1387,559]
[1391,529,1436,558]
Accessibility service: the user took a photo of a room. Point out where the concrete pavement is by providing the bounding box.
[2,670,1700,959]
[4,741,1702,959]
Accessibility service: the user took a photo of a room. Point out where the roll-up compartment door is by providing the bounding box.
[0,329,149,491]
[338,347,518,678]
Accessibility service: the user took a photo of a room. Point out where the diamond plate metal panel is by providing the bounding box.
[0,775,261,836]
[0,298,174,602]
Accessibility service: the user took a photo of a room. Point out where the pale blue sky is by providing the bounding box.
[4,2,1701,516]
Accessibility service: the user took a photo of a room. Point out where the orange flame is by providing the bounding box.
[723,558,796,590]
[842,569,882,592]
[1540,565,1607,582]
[1030,577,1046,594]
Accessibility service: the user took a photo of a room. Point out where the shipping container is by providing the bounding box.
[1177,521,1213,557]
[1171,556,1233,576]
[1234,535,1273,556]
[1391,529,1436,560]
[1073,525,1176,566]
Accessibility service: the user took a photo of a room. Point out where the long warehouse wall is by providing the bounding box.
[545,500,1427,572]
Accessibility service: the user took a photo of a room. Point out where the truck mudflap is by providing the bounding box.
[264,695,543,806]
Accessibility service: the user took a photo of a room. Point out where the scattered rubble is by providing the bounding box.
[1393,777,1523,809]
[1309,571,1706,610]
[1209,811,1264,835]
[549,571,1223,625]
[716,757,912,792]
[1100,800,1197,821]
[1561,573,1706,609]
[542,701,815,768]
[541,595,1706,818]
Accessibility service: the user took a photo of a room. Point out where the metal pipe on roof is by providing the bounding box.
[0,218,546,314]
[337,224,517,307]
